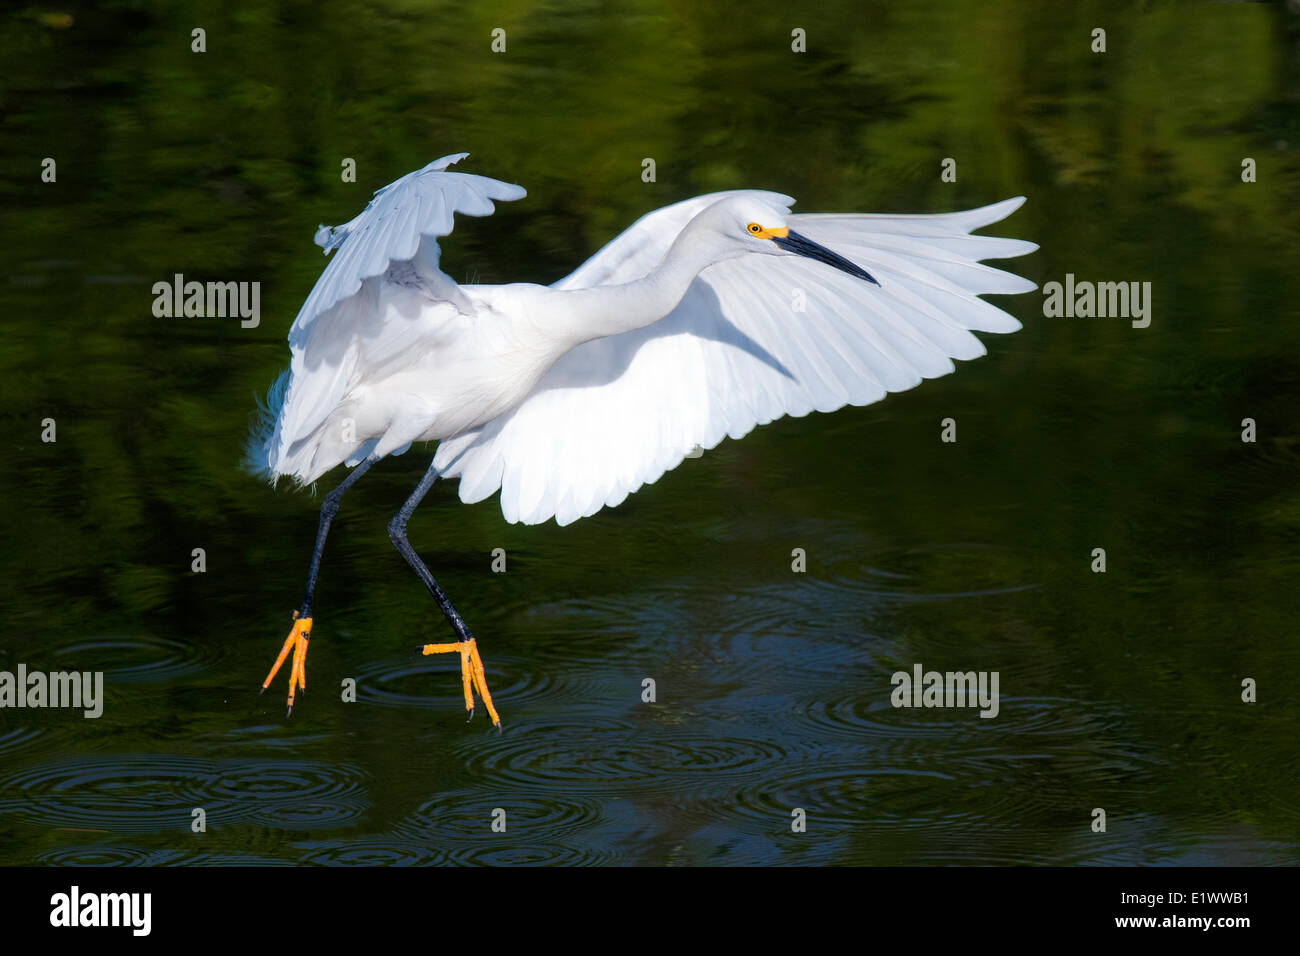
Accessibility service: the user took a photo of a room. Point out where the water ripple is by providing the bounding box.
[390,793,614,866]
[206,761,369,829]
[52,633,211,683]
[297,839,448,866]
[449,842,615,866]
[0,754,369,832]
[0,754,210,832]
[455,714,789,798]
[722,763,960,831]
[0,726,42,758]
[352,652,560,712]
[36,844,293,866]
[35,845,186,866]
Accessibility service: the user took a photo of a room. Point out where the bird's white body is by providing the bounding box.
[319,282,558,452]
[251,155,1038,526]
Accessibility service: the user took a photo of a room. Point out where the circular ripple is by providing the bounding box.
[206,760,369,829]
[0,754,211,832]
[449,842,616,866]
[0,755,369,833]
[36,844,184,866]
[36,844,296,866]
[978,696,1126,737]
[847,543,1037,600]
[794,691,1149,761]
[723,763,962,831]
[715,757,1116,839]
[0,726,42,758]
[799,697,972,741]
[352,653,561,711]
[53,633,210,683]
[297,839,449,866]
[454,714,789,797]
[181,854,298,866]
[391,791,601,847]
[390,796,614,866]
[688,565,1034,649]
[654,629,882,689]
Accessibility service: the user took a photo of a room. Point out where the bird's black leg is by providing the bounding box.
[387,458,471,639]
[299,455,377,618]
[262,456,377,714]
[387,456,501,729]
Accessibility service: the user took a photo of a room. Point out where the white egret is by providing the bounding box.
[249,152,1038,727]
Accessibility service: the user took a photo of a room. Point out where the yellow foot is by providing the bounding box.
[419,638,501,731]
[262,610,312,716]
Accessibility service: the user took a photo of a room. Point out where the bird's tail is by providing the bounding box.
[243,367,291,483]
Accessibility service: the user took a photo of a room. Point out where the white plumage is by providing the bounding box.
[250,154,1037,526]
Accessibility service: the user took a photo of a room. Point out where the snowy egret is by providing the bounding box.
[249,153,1038,727]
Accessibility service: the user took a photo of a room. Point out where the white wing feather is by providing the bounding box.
[298,153,524,328]
[435,195,1036,525]
[267,154,525,475]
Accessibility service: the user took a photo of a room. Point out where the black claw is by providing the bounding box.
[466,707,475,724]
[286,706,293,718]
[495,722,503,736]
[259,686,267,696]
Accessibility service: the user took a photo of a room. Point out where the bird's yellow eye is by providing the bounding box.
[745,222,788,240]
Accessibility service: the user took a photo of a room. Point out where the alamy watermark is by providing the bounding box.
[152,273,260,328]
[0,664,103,718]
[1042,274,1151,328]
[50,886,150,936]
[890,663,999,718]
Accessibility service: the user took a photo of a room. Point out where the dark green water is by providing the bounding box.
[1,0,1297,865]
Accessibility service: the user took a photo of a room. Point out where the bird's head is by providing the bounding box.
[693,194,879,285]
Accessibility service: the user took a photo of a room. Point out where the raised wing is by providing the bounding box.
[434,196,1037,526]
[264,154,525,476]
[297,153,525,330]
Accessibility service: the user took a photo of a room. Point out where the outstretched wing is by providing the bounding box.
[434,194,1037,526]
[267,154,526,474]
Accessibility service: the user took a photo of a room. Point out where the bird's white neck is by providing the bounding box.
[544,227,724,350]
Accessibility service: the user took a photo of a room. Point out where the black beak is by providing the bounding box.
[773,230,879,285]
